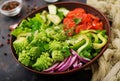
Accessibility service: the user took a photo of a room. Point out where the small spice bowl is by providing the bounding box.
[0,0,22,16]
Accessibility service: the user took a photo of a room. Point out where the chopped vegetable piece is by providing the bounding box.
[48,4,57,14]
[47,14,61,25]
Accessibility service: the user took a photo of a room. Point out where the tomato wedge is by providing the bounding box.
[63,8,103,36]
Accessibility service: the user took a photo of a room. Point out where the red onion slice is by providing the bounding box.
[72,59,79,68]
[73,62,82,69]
[57,55,77,72]
[43,63,59,72]
[55,58,68,70]
[70,49,90,63]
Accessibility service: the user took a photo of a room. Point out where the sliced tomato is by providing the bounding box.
[92,21,103,30]
[88,13,100,22]
[73,8,86,14]
[63,8,103,35]
[63,17,76,29]
[86,23,94,29]
[82,14,92,24]
[67,8,86,18]
[75,24,87,33]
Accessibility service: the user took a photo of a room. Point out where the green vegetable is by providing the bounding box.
[13,37,28,54]
[70,39,85,50]
[18,51,31,66]
[91,33,99,43]
[80,29,97,34]
[61,46,71,58]
[49,40,62,51]
[68,30,107,59]
[11,26,31,37]
[46,25,67,41]
[18,47,41,66]
[48,4,57,14]
[79,50,93,59]
[57,11,64,19]
[77,35,91,53]
[47,14,61,25]
[28,47,41,60]
[58,8,69,16]
[93,30,108,49]
[73,18,82,24]
[32,53,54,71]
[52,50,64,62]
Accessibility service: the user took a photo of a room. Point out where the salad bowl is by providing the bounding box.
[11,2,110,75]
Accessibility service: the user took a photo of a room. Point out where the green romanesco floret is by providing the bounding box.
[51,50,64,62]
[30,30,50,45]
[32,52,54,71]
[18,47,41,67]
[18,51,31,66]
[46,25,67,41]
[13,37,28,55]
[34,30,50,42]
[49,40,62,51]
[28,47,41,60]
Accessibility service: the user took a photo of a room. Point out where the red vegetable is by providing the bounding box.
[70,49,90,63]
[57,55,77,72]
[63,8,103,35]
[43,63,59,72]
[73,60,82,69]
[55,58,68,70]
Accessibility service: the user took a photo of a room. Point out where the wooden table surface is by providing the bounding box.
[0,0,92,81]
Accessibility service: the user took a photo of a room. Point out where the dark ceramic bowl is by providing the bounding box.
[11,2,110,75]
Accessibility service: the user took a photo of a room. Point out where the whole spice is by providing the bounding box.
[4,53,7,56]
[2,1,20,11]
[6,39,10,44]
[0,42,4,48]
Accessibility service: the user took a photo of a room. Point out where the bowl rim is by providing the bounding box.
[10,1,110,75]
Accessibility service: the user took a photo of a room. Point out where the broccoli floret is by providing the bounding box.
[32,52,54,71]
[13,37,28,55]
[18,51,31,66]
[51,50,64,62]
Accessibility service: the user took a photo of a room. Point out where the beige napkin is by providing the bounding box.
[87,0,120,81]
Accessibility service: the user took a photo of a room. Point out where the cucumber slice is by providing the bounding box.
[47,14,61,25]
[41,10,48,23]
[58,8,69,16]
[48,4,57,14]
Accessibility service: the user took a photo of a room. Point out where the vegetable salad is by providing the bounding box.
[11,5,108,72]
